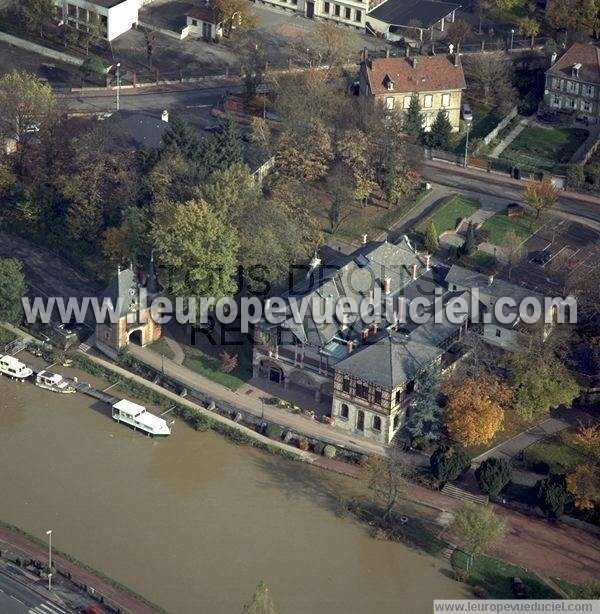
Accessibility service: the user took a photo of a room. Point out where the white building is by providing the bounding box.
[53,0,148,41]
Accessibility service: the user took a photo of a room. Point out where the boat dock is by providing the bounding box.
[72,380,120,405]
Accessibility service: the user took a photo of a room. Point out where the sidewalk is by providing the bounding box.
[0,527,156,614]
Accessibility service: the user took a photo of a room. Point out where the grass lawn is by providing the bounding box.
[334,187,431,244]
[480,211,541,246]
[552,577,600,598]
[499,126,588,172]
[522,430,589,474]
[414,194,480,238]
[451,550,559,599]
[458,250,498,273]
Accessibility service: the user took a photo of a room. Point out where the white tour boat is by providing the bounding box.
[35,370,76,394]
[111,399,171,437]
[0,355,33,380]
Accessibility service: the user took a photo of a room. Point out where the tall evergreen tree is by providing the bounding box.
[161,117,201,160]
[403,94,424,141]
[460,221,476,256]
[424,220,439,253]
[427,110,453,150]
[215,116,243,169]
[405,361,442,441]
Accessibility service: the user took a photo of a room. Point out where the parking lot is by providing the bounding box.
[510,217,600,295]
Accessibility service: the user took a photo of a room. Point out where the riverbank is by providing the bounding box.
[0,521,162,613]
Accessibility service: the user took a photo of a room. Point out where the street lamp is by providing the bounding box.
[510,29,515,51]
[463,119,472,168]
[116,62,121,112]
[46,530,52,591]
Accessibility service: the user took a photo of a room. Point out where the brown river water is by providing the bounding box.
[0,373,466,613]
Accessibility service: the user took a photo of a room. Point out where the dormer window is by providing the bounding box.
[383,74,394,90]
[572,63,582,78]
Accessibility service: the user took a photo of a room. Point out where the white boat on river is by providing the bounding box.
[111,400,171,437]
[35,370,76,394]
[0,355,33,380]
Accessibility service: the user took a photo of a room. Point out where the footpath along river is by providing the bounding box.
[0,374,466,613]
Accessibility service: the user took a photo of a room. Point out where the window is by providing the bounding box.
[552,77,560,89]
[441,93,450,107]
[355,382,369,400]
[385,96,394,110]
[342,377,350,393]
[552,94,560,108]
[340,403,349,419]
[395,389,401,404]
[355,9,361,21]
[403,96,411,109]
[373,415,381,431]
[374,389,382,404]
[495,329,502,337]
[582,100,593,112]
[67,3,76,17]
[191,18,198,25]
[345,6,351,18]
[568,97,576,109]
[424,94,433,108]
[335,4,340,15]
[584,85,594,97]
[393,414,400,430]
[324,1,330,12]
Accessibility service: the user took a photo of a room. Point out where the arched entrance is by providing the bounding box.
[260,360,284,384]
[128,329,143,346]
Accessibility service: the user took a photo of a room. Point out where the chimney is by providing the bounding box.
[161,109,169,122]
[347,340,354,354]
[385,48,390,59]
[383,276,392,295]
[361,329,369,343]
[425,254,431,271]
[340,313,349,331]
[488,274,495,286]
[453,53,459,67]
[369,322,378,336]
[411,264,418,280]
[363,47,368,61]
[362,233,368,244]
[405,46,410,58]
[367,289,374,301]
[411,56,418,69]
[550,51,557,65]
[306,253,322,279]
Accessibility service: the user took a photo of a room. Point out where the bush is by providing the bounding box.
[313,442,325,455]
[298,438,309,451]
[537,474,573,518]
[430,445,471,482]
[265,424,284,441]
[475,458,512,497]
[324,445,336,459]
[411,436,428,451]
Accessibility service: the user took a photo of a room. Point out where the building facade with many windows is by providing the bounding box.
[359,52,466,131]
[254,0,366,29]
[543,43,600,122]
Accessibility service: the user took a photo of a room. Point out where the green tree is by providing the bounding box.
[275,122,333,181]
[405,361,442,441]
[205,117,243,174]
[475,457,512,496]
[0,258,26,325]
[424,220,439,254]
[152,199,239,301]
[427,110,453,150]
[430,444,471,482]
[537,474,572,518]
[161,117,201,160]
[403,94,424,140]
[241,581,277,614]
[22,0,53,38]
[567,163,585,189]
[78,57,106,85]
[460,221,476,256]
[509,349,580,421]
[522,176,560,219]
[450,502,506,565]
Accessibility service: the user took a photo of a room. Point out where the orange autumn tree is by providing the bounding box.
[444,378,512,446]
[566,464,600,510]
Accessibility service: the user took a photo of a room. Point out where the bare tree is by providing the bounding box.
[447,19,472,53]
[362,452,408,524]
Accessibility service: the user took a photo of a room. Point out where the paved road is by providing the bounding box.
[422,160,600,228]
[0,569,67,614]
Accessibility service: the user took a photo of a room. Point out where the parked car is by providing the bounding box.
[461,103,473,122]
[512,577,526,598]
[532,250,551,265]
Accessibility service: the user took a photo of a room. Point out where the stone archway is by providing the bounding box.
[128,329,143,346]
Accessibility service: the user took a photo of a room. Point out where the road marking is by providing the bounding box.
[184,104,212,108]
[38,602,67,613]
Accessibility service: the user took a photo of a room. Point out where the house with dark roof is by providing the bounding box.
[359,51,466,131]
[543,43,600,122]
[366,0,459,42]
[95,258,162,360]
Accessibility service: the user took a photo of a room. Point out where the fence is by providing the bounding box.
[480,105,519,146]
